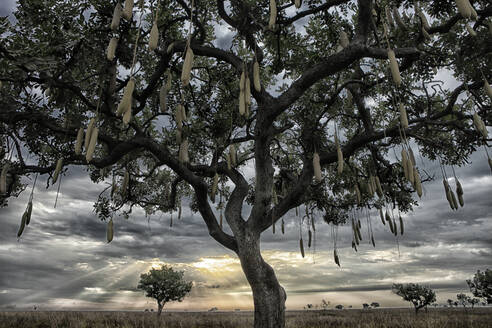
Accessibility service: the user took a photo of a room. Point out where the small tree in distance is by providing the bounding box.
[456,293,470,308]
[370,302,380,308]
[137,265,192,316]
[467,269,492,304]
[392,283,436,314]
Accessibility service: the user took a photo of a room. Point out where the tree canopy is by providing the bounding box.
[467,269,492,304]
[1,0,491,327]
[392,283,436,313]
[137,264,192,315]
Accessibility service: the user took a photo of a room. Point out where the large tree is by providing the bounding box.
[0,0,491,327]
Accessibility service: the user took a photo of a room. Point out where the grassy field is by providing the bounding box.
[0,308,491,328]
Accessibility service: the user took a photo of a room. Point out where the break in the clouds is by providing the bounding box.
[0,149,491,311]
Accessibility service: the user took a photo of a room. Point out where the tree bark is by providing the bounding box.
[237,230,286,328]
[157,301,164,316]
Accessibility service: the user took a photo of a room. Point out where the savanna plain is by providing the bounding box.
[1,308,491,328]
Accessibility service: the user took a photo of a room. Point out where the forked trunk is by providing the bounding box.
[157,301,164,316]
[237,231,286,328]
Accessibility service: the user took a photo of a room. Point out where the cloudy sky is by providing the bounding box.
[1,1,491,312]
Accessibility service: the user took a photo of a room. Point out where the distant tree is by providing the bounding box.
[447,299,454,307]
[432,303,438,308]
[370,302,380,308]
[306,304,313,310]
[320,299,330,311]
[469,298,480,309]
[467,269,492,304]
[453,301,458,307]
[392,283,436,314]
[137,265,192,316]
[362,303,370,309]
[456,293,471,308]
[335,304,344,310]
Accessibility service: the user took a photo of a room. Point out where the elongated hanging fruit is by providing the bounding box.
[117,78,135,116]
[122,0,134,20]
[339,31,349,48]
[313,152,322,182]
[393,7,407,30]
[107,37,118,61]
[239,89,246,116]
[466,24,477,37]
[379,207,385,225]
[409,148,416,166]
[111,3,122,31]
[401,149,409,180]
[455,0,472,19]
[229,144,236,167]
[18,209,27,238]
[245,76,251,107]
[334,249,340,267]
[335,136,343,174]
[123,104,132,125]
[473,113,488,139]
[399,103,408,129]
[25,201,33,226]
[149,21,159,51]
[399,215,404,235]
[407,158,415,186]
[179,139,189,163]
[371,234,376,247]
[107,218,114,243]
[308,230,312,248]
[178,201,182,220]
[84,118,96,150]
[269,0,277,30]
[122,171,129,193]
[86,127,99,162]
[414,168,423,198]
[443,179,454,210]
[219,212,223,229]
[211,173,218,202]
[299,237,305,258]
[485,79,492,100]
[375,176,383,198]
[295,0,301,9]
[0,164,8,194]
[75,127,84,155]
[272,186,278,205]
[181,46,194,87]
[253,59,261,92]
[281,219,285,234]
[450,189,459,210]
[225,152,231,170]
[367,178,374,197]
[355,184,361,205]
[52,158,63,184]
[388,49,401,87]
[456,178,464,207]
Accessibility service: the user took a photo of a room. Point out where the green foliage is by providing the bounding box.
[137,265,192,305]
[392,283,436,313]
[467,269,492,303]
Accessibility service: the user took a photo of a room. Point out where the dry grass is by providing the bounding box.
[0,308,490,328]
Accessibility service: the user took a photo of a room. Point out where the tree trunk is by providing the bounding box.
[157,301,164,316]
[237,231,286,328]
